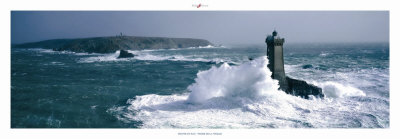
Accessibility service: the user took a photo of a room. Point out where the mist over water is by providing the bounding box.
[11,43,389,128]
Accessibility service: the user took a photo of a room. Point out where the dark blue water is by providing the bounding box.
[11,43,389,128]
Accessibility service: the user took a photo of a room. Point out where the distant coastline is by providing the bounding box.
[13,36,214,53]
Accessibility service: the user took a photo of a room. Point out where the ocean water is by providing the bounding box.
[11,43,389,128]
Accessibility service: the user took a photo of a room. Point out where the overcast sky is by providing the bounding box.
[11,11,389,44]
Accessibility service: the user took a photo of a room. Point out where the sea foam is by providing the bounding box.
[315,81,365,98]
[78,50,229,64]
[107,56,387,128]
[107,57,304,128]
[187,56,283,103]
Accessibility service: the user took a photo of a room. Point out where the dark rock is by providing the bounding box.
[285,77,324,99]
[302,64,313,69]
[206,61,215,65]
[117,50,135,58]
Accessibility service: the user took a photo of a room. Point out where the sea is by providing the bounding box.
[11,42,389,128]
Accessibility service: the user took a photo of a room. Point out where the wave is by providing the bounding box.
[78,51,128,63]
[108,56,387,128]
[25,48,99,55]
[319,52,332,57]
[189,45,226,49]
[140,45,225,51]
[187,57,282,103]
[26,47,231,64]
[314,81,365,98]
[78,50,230,64]
[285,61,388,98]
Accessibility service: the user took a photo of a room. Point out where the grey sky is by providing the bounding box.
[11,11,389,44]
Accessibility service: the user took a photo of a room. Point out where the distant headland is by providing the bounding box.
[13,35,214,54]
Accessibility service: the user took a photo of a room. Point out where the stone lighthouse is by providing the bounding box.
[265,30,289,91]
[264,30,324,99]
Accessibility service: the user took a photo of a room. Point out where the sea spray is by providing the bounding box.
[315,81,366,98]
[108,56,388,128]
[187,56,283,103]
[107,57,319,128]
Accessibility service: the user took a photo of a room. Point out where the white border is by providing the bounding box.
[1,0,398,139]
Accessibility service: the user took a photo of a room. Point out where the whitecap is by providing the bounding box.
[319,52,332,57]
[314,81,366,98]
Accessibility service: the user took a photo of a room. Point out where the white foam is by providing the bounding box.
[108,56,388,128]
[133,53,172,61]
[28,45,229,63]
[315,81,366,98]
[78,49,230,63]
[28,48,98,55]
[110,90,385,128]
[78,51,128,63]
[188,45,225,49]
[109,93,314,128]
[187,57,282,103]
[133,53,212,62]
[319,52,332,57]
[30,48,56,53]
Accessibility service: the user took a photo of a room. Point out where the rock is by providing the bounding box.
[14,36,214,54]
[286,77,324,99]
[117,50,135,58]
[302,64,313,69]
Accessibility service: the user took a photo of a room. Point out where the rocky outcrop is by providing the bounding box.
[14,36,214,54]
[302,64,313,69]
[286,77,324,99]
[117,50,135,58]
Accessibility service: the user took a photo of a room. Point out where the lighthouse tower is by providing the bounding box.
[266,30,288,91]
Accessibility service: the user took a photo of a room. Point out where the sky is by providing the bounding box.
[11,11,389,44]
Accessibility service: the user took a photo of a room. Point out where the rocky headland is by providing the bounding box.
[13,36,214,53]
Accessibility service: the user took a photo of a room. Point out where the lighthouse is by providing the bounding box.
[265,30,289,91]
[264,30,323,99]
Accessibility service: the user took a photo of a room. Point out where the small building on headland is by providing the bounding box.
[265,30,324,99]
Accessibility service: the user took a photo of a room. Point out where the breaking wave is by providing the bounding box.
[107,56,387,128]
[25,47,234,64]
[186,57,283,103]
[315,82,366,98]
[26,48,99,55]
[78,50,229,64]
